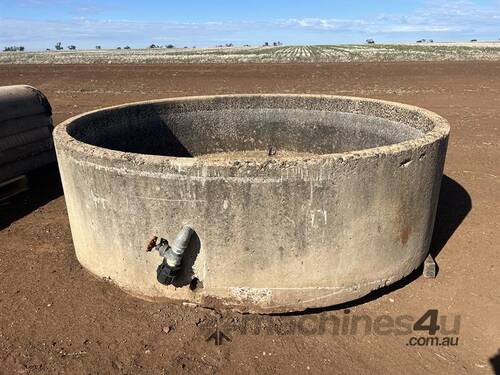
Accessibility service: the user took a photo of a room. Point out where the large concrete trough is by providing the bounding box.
[53,94,449,313]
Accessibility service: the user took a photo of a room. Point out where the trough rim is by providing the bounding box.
[53,94,450,168]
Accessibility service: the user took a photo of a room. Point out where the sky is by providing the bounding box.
[1,0,500,50]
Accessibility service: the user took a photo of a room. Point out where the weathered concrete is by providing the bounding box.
[53,94,449,313]
[0,85,52,122]
[0,85,55,183]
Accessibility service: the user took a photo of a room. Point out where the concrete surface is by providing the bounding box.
[0,85,55,183]
[53,94,449,313]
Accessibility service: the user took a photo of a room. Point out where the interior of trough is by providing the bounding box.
[67,98,427,158]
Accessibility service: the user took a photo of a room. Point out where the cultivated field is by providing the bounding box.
[2,43,500,64]
[0,62,499,374]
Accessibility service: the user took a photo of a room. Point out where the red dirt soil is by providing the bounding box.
[0,62,499,374]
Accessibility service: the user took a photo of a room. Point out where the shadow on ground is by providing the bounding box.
[279,175,472,316]
[429,175,472,258]
[0,163,63,231]
[491,350,500,375]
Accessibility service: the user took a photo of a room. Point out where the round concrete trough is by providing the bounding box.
[53,94,449,313]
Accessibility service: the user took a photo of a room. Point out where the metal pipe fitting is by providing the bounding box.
[147,225,194,285]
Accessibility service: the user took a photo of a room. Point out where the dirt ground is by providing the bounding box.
[0,62,498,374]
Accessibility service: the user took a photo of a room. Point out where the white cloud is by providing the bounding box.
[1,0,499,49]
[281,0,500,36]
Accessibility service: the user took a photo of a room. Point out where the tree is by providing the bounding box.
[67,45,76,50]
[124,46,131,49]
[166,44,174,49]
[96,45,101,50]
[3,46,25,51]
[55,42,63,50]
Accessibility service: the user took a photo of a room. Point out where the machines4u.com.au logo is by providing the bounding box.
[204,309,460,346]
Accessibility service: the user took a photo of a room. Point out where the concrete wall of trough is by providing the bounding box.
[53,95,449,313]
